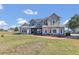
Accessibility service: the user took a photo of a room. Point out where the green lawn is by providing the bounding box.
[0,32,79,55]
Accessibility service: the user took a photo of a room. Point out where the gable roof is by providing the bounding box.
[29,13,61,26]
[30,19,43,22]
[48,13,60,19]
[30,13,60,22]
[21,23,29,26]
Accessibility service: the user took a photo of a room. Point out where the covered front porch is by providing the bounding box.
[42,26,64,36]
[31,27,42,35]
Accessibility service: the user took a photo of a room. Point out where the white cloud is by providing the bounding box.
[17,18,29,25]
[10,25,17,28]
[0,20,8,29]
[24,9,38,15]
[63,19,70,25]
[35,11,38,15]
[0,20,8,26]
[0,4,3,10]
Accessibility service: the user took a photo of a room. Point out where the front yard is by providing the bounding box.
[0,32,79,55]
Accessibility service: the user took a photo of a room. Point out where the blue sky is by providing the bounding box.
[0,4,79,29]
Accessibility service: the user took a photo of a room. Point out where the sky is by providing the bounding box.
[0,4,79,29]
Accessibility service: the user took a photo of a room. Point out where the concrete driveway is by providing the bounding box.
[71,34,79,36]
[70,34,79,39]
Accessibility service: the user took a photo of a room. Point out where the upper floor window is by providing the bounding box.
[30,20,36,26]
[44,20,48,25]
[53,20,55,25]
[37,23,40,26]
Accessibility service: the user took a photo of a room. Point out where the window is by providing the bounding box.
[22,28,27,32]
[51,20,55,25]
[44,20,48,25]
[37,29,41,33]
[50,30,51,33]
[53,29,56,33]
[45,30,47,33]
[37,23,41,27]
[53,20,55,25]
[60,29,62,33]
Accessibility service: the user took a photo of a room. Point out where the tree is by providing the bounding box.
[14,27,18,31]
[68,14,79,30]
[0,29,4,31]
[68,20,76,29]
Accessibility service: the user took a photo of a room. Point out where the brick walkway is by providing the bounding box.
[32,35,66,40]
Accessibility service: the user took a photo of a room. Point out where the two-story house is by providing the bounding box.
[19,13,64,35]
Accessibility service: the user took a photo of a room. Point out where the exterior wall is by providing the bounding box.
[47,16,60,26]
[19,26,30,34]
[48,19,60,26]
[19,13,65,35]
[51,27,64,35]
[42,27,51,35]
[42,27,64,35]
[19,26,64,35]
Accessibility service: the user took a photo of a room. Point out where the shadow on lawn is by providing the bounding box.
[13,32,22,35]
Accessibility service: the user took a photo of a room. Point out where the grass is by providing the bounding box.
[0,32,79,55]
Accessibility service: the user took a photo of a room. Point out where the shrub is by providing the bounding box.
[1,35,4,37]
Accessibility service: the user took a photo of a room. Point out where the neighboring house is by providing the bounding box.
[19,13,64,35]
[8,28,15,32]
